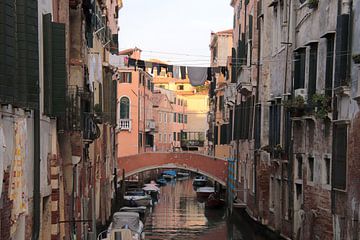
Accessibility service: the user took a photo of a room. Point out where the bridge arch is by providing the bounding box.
[118,152,228,186]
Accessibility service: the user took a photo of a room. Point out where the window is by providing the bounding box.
[177,132,181,141]
[308,157,314,182]
[159,133,162,143]
[294,48,306,89]
[163,134,167,143]
[159,84,165,89]
[119,97,130,119]
[219,96,224,111]
[308,43,318,97]
[324,157,331,185]
[269,100,281,151]
[297,155,303,179]
[214,126,218,145]
[325,34,335,100]
[184,115,188,124]
[138,133,143,147]
[220,124,228,144]
[177,85,184,90]
[333,124,347,190]
[173,132,176,141]
[169,134,172,143]
[164,113,167,123]
[119,72,132,83]
[159,112,162,122]
[173,113,177,122]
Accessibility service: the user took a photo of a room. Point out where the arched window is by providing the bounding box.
[120,97,130,119]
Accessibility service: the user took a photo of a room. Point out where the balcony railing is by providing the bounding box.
[119,119,131,131]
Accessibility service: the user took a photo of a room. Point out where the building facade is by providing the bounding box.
[218,0,360,239]
[208,29,234,158]
[0,0,121,239]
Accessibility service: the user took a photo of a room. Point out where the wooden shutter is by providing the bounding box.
[334,14,350,88]
[308,43,318,97]
[51,22,66,116]
[325,35,335,98]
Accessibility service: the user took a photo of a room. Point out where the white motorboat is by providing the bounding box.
[196,187,215,198]
[124,189,152,207]
[106,212,145,240]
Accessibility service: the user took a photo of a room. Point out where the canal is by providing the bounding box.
[144,178,268,240]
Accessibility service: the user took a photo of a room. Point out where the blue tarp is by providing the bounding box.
[162,170,177,176]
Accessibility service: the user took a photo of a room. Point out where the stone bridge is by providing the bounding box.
[118,152,228,185]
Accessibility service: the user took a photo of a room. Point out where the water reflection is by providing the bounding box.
[144,178,248,240]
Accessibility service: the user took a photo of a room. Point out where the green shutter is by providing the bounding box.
[43,14,53,115]
[51,22,66,116]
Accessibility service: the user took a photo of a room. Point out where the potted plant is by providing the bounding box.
[284,95,306,117]
[353,54,360,64]
[307,0,319,9]
[310,93,331,120]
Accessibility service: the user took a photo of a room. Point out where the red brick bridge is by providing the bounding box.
[118,152,228,185]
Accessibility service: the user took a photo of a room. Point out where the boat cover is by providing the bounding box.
[112,212,140,232]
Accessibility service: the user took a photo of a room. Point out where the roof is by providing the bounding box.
[216,29,233,35]
[118,47,142,56]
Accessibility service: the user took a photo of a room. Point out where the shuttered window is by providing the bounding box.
[308,43,318,97]
[294,48,306,90]
[214,126,218,145]
[0,0,39,109]
[269,101,281,150]
[325,34,335,99]
[333,124,347,190]
[334,14,350,88]
[254,104,261,149]
[220,124,228,145]
[43,14,66,116]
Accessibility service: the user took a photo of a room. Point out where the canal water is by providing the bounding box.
[144,178,268,240]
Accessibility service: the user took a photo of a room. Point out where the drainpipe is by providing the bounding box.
[32,108,40,240]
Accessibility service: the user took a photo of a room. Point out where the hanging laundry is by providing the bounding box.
[173,66,180,79]
[180,66,187,79]
[167,65,173,74]
[128,58,136,67]
[87,54,96,92]
[137,60,146,71]
[188,66,208,86]
[207,67,212,81]
[96,54,103,84]
[151,63,158,74]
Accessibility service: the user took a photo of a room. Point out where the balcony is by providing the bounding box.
[119,119,132,131]
[236,67,252,96]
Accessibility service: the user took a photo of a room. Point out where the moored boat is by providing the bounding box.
[162,170,177,180]
[196,186,215,198]
[124,189,152,207]
[205,193,225,208]
[106,212,145,240]
[156,177,167,186]
[192,175,207,187]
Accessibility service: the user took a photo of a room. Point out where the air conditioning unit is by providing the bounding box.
[294,88,308,102]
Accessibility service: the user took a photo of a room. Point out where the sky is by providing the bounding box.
[118,0,233,66]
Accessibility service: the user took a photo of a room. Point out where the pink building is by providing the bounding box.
[152,88,187,152]
[116,49,155,157]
